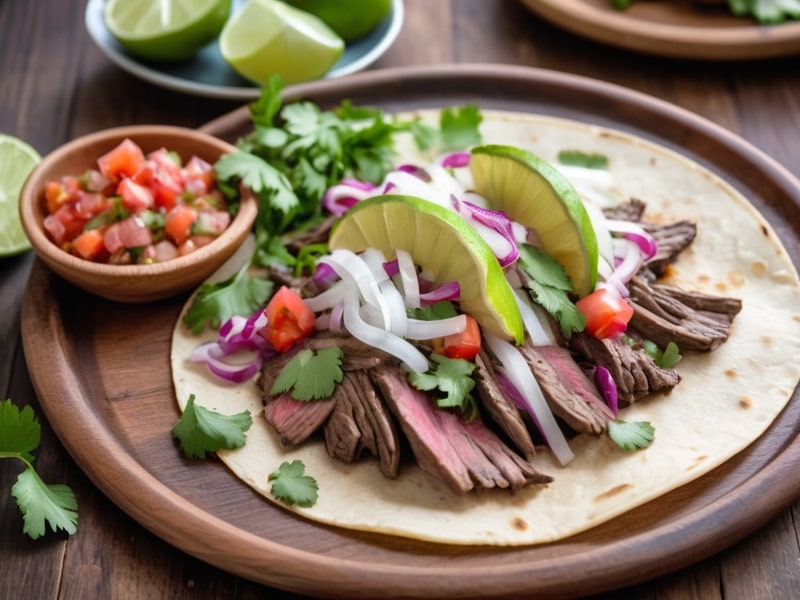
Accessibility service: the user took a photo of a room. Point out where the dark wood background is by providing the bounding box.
[2,1,799,598]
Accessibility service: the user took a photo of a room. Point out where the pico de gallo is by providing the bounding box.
[42,138,233,264]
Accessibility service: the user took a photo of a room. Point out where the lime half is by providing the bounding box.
[284,0,392,42]
[219,0,345,85]
[470,144,599,297]
[104,0,232,61]
[0,133,40,256]
[328,194,525,343]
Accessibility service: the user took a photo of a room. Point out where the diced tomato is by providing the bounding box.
[439,315,481,360]
[103,216,152,253]
[141,240,180,263]
[151,169,185,210]
[74,191,109,220]
[164,204,197,246]
[178,235,216,256]
[148,148,182,175]
[80,168,113,193]
[97,139,146,183]
[49,204,85,244]
[45,181,68,215]
[260,286,316,352]
[193,208,230,236]
[576,286,634,339]
[117,178,154,213]
[72,229,107,261]
[43,214,67,246]
[182,156,214,196]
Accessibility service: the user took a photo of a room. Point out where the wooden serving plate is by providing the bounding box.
[519,0,800,60]
[21,65,800,598]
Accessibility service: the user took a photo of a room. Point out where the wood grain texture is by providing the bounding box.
[3,0,800,598]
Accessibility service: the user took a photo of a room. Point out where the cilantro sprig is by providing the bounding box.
[172,394,253,459]
[409,354,479,420]
[517,243,586,338]
[268,460,319,507]
[270,348,344,401]
[1,399,78,539]
[193,77,482,331]
[608,419,655,451]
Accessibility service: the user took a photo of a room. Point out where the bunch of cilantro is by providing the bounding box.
[612,0,800,23]
[1,399,78,539]
[184,75,482,334]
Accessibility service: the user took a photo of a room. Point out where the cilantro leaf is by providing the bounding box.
[270,348,344,401]
[517,244,586,338]
[642,340,683,369]
[1,399,78,539]
[0,399,40,460]
[439,104,482,151]
[172,394,253,459]
[182,261,273,334]
[608,419,655,451]
[408,354,478,419]
[557,150,609,170]
[408,300,458,321]
[11,469,78,539]
[269,460,319,507]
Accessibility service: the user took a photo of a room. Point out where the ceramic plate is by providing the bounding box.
[85,0,404,100]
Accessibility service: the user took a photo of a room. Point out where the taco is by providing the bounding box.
[171,109,800,546]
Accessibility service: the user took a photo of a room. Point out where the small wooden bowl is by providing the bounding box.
[20,125,257,303]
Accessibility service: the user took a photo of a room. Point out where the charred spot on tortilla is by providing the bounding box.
[510,517,529,532]
[594,483,633,503]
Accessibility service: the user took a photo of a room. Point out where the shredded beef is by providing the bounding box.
[628,275,742,351]
[370,365,551,494]
[518,343,615,434]
[569,332,681,407]
[323,370,401,478]
[473,349,537,459]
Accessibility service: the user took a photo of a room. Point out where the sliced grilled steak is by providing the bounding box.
[370,365,551,494]
[323,370,401,478]
[305,331,396,371]
[569,332,681,407]
[518,343,615,435]
[628,275,742,351]
[644,221,697,277]
[474,349,537,459]
[263,393,337,446]
[603,199,646,222]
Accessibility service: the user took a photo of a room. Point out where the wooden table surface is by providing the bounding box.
[2,1,799,598]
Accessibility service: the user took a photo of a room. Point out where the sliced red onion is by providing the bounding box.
[419,281,460,305]
[606,219,658,260]
[484,332,574,465]
[190,341,264,384]
[594,366,619,415]
[322,178,378,216]
[397,164,432,181]
[311,262,338,290]
[440,152,471,169]
[451,195,519,267]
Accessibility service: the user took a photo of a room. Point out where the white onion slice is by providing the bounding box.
[514,289,557,346]
[396,249,420,309]
[341,285,429,374]
[405,314,467,340]
[484,332,574,465]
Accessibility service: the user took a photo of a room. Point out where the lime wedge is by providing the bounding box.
[219,0,345,85]
[104,0,232,61]
[470,144,598,297]
[328,194,525,343]
[284,0,392,42]
[0,133,40,256]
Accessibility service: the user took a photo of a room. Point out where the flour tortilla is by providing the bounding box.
[171,109,800,546]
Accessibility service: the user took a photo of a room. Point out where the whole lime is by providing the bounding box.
[283,0,392,42]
